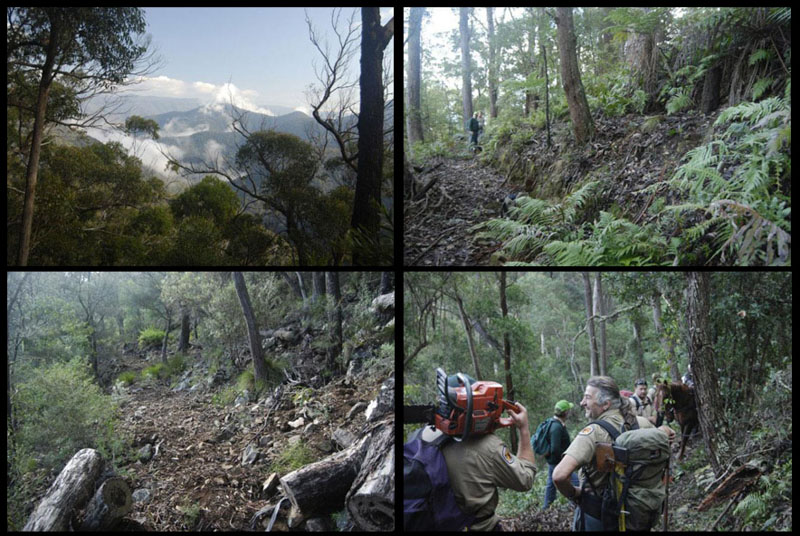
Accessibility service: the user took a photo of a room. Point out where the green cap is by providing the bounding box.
[555,400,574,412]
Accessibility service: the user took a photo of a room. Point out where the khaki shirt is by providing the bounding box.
[630,394,656,421]
[431,428,536,531]
[563,408,654,491]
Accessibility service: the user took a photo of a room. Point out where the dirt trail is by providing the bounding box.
[404,157,513,265]
[116,381,269,530]
[110,349,374,531]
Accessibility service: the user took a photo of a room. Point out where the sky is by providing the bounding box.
[123,7,394,115]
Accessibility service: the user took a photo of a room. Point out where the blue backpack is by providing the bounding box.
[403,427,477,531]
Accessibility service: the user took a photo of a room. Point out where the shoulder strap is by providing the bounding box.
[589,419,622,441]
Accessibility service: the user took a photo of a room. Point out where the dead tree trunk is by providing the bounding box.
[24,448,104,531]
[279,435,370,515]
[79,477,132,531]
[346,420,395,530]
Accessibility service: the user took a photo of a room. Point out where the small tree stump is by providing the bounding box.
[23,448,104,531]
[79,477,132,530]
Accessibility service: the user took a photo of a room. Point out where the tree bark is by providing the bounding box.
[459,8,473,127]
[24,448,104,531]
[486,8,498,118]
[346,421,395,531]
[406,8,425,148]
[177,308,191,352]
[79,477,132,531]
[685,271,725,475]
[581,272,599,376]
[351,8,393,262]
[555,8,594,144]
[232,272,271,384]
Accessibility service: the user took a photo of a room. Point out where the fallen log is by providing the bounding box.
[279,435,370,516]
[346,420,395,531]
[79,477,132,530]
[23,448,104,531]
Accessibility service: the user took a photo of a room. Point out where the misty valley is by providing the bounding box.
[8,7,394,266]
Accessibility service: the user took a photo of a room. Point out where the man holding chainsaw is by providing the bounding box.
[438,399,536,530]
[552,376,675,531]
[404,369,536,531]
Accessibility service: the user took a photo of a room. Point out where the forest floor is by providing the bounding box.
[404,111,719,266]
[404,155,510,265]
[107,346,382,531]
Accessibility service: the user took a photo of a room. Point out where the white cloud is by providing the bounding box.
[208,82,275,115]
[293,106,311,116]
[162,118,209,138]
[124,76,277,115]
[204,139,225,161]
[84,125,184,180]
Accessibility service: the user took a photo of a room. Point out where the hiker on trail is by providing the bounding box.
[629,378,657,425]
[468,112,481,146]
[477,111,485,141]
[533,400,580,509]
[552,376,675,531]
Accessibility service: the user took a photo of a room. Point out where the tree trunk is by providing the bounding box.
[232,272,270,384]
[581,272,599,375]
[499,272,516,452]
[325,272,343,372]
[701,63,722,114]
[24,448,104,531]
[311,272,326,303]
[593,272,608,374]
[459,8,473,128]
[406,7,425,148]
[280,435,370,515]
[178,308,191,352]
[351,8,393,263]
[79,477,132,531]
[346,421,395,531]
[685,272,725,475]
[17,14,60,266]
[161,310,171,365]
[555,8,594,144]
[486,8,498,118]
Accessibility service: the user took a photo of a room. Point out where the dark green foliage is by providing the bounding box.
[138,327,166,348]
[170,176,238,225]
[124,115,160,140]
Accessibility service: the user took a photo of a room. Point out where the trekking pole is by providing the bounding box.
[662,445,670,531]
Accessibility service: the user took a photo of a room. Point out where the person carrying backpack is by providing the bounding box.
[404,397,536,531]
[531,400,580,509]
[468,112,481,146]
[552,376,675,531]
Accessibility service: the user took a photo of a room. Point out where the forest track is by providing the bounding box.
[115,381,269,531]
[404,157,513,265]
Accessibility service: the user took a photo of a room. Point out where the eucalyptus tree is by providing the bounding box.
[8,7,154,265]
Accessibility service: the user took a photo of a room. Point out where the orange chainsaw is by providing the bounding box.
[404,368,520,441]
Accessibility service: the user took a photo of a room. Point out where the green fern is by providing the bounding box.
[751,77,773,100]
[666,88,692,115]
[747,48,771,66]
